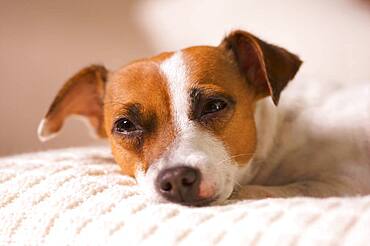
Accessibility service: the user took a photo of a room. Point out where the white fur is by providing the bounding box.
[37,115,101,142]
[246,78,370,194]
[139,53,370,202]
[139,127,240,203]
[136,52,243,203]
[159,51,190,131]
[37,119,58,142]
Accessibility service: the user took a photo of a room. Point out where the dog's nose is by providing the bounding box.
[156,166,201,205]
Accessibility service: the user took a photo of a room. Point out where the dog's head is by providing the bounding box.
[38,30,301,206]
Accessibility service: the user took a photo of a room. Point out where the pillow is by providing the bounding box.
[1,147,369,245]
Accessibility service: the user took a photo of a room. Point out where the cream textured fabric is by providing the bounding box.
[0,147,369,245]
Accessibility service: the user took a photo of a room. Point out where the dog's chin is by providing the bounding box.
[209,185,235,206]
[138,181,235,207]
[144,191,232,207]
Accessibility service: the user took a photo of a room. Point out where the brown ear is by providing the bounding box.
[220,30,302,105]
[38,65,108,142]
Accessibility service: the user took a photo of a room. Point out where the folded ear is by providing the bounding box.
[220,30,302,105]
[38,65,108,142]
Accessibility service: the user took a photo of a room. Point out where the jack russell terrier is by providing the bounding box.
[38,30,370,206]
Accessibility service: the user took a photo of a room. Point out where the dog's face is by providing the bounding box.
[38,30,301,206]
[105,47,259,205]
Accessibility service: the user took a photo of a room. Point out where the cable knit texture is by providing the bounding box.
[0,147,369,245]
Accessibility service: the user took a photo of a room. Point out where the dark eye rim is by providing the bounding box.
[200,98,230,118]
[112,117,143,137]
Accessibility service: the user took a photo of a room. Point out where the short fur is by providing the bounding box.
[38,30,370,205]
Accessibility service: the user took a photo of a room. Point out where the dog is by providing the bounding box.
[38,30,370,206]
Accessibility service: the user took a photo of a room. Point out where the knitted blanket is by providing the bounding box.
[1,147,369,245]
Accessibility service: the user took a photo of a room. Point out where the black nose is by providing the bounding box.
[156,166,201,205]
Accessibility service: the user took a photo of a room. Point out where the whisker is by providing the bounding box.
[216,153,255,166]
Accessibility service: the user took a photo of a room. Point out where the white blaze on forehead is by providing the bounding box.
[138,51,250,204]
[160,51,190,130]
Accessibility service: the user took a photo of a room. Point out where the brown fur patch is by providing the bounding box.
[42,65,108,138]
[220,30,302,105]
[40,30,302,180]
[182,46,257,166]
[104,61,175,176]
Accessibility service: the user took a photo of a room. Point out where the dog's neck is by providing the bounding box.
[254,98,279,161]
[236,97,279,185]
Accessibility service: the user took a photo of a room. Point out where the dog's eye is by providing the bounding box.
[113,118,139,134]
[201,99,228,116]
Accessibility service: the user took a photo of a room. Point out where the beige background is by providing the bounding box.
[1,0,369,156]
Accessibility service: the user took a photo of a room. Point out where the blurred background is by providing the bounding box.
[1,0,369,156]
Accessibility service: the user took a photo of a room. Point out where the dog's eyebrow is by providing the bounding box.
[119,103,145,123]
[189,87,235,104]
[104,99,141,121]
[104,101,141,116]
[125,103,142,119]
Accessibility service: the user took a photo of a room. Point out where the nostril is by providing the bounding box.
[160,181,172,192]
[156,166,201,204]
[181,172,196,186]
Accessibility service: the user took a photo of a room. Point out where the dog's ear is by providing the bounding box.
[220,30,302,105]
[38,65,108,142]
